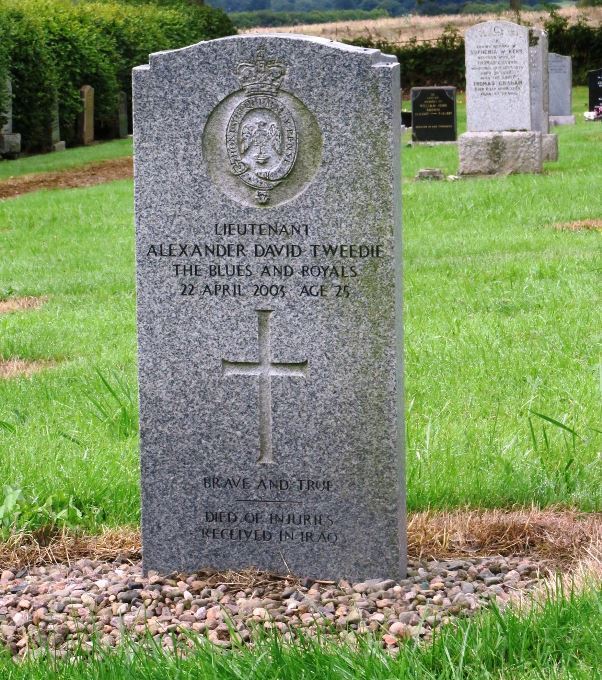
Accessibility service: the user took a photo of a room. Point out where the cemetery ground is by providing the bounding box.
[0,88,600,676]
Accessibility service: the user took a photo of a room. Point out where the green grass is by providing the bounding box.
[0,89,600,533]
[0,139,132,180]
[0,582,600,678]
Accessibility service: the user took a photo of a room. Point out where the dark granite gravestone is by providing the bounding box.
[132,35,406,581]
[410,87,456,142]
[588,68,602,111]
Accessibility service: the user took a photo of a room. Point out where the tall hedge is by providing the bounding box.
[545,10,602,84]
[0,0,235,151]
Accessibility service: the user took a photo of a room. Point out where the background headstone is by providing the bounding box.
[51,99,65,152]
[133,35,406,581]
[588,68,602,111]
[411,87,456,142]
[465,21,532,132]
[0,78,21,158]
[461,21,541,175]
[529,29,549,134]
[116,91,129,138]
[548,54,574,125]
[77,85,94,145]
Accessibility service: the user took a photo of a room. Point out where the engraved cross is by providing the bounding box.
[222,310,308,464]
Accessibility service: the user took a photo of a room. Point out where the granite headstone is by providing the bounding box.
[465,21,532,131]
[133,35,406,581]
[548,54,572,116]
[588,67,602,111]
[529,29,549,134]
[0,78,21,158]
[78,85,95,145]
[410,87,456,142]
[51,99,65,152]
[116,91,129,138]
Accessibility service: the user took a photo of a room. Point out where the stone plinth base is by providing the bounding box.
[0,132,21,158]
[549,115,575,126]
[52,141,66,152]
[542,134,559,162]
[458,131,542,176]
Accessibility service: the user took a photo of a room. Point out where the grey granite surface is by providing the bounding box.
[465,21,531,132]
[458,131,542,175]
[133,34,406,581]
[548,54,573,118]
[541,133,558,162]
[529,29,549,134]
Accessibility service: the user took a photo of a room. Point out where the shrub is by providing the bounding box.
[544,10,602,84]
[348,11,602,92]
[0,0,235,151]
[350,27,466,90]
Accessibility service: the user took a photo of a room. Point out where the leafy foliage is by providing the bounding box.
[0,0,235,151]
[351,27,466,89]
[350,12,602,91]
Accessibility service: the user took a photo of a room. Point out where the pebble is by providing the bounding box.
[0,556,548,658]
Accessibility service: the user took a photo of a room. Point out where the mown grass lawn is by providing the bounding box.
[0,88,600,678]
[0,139,132,181]
[0,89,600,533]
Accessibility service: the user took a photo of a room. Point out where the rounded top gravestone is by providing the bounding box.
[465,21,532,132]
[132,34,406,581]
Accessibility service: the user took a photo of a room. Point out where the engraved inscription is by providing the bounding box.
[226,95,297,203]
[224,50,298,205]
[222,310,308,464]
[202,46,322,209]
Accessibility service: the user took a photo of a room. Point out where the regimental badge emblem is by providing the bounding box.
[202,45,322,209]
[226,51,298,205]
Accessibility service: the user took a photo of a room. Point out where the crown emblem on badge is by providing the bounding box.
[236,49,286,95]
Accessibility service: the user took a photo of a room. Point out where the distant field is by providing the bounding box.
[244,6,602,43]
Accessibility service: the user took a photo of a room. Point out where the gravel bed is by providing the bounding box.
[0,556,548,658]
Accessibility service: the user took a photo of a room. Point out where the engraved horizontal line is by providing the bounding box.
[234,498,303,504]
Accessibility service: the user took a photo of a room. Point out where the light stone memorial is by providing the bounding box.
[133,35,406,580]
[548,53,575,125]
[528,30,558,162]
[50,99,65,152]
[77,85,95,146]
[459,20,542,176]
[0,78,21,159]
[529,29,557,162]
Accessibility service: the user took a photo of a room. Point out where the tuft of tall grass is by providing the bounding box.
[81,368,138,440]
[0,581,599,678]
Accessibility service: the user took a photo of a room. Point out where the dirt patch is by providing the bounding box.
[408,509,601,565]
[553,219,602,232]
[0,358,55,379]
[1,509,599,573]
[0,157,132,200]
[0,296,46,314]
